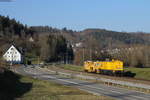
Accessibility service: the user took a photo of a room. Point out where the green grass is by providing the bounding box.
[125,67,150,80]
[0,69,113,100]
[58,64,83,72]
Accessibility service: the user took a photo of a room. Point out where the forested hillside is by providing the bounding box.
[0,15,34,56]
[30,26,150,67]
[74,29,150,67]
[30,26,78,43]
[30,27,150,49]
[0,15,73,63]
[0,15,33,37]
[1,15,150,67]
[79,29,150,48]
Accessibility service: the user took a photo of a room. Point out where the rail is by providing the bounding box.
[44,68,150,91]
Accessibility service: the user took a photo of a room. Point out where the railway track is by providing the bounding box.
[47,65,150,85]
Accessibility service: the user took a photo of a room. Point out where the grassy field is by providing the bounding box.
[0,69,112,100]
[57,64,83,72]
[17,77,109,100]
[125,67,150,80]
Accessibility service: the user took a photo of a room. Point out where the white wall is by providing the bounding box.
[3,45,22,63]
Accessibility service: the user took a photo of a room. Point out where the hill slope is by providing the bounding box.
[77,29,150,48]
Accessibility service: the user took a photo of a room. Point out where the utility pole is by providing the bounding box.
[38,56,40,65]
[66,52,68,64]
[83,47,85,62]
[90,35,92,61]
[66,42,69,64]
[90,48,92,61]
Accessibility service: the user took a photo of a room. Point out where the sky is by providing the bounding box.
[0,0,150,32]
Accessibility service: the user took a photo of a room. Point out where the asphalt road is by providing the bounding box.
[14,65,150,100]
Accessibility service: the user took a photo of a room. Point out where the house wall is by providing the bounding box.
[3,45,22,64]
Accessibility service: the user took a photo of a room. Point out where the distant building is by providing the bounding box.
[29,37,34,42]
[3,45,23,64]
[75,42,83,47]
[71,42,84,52]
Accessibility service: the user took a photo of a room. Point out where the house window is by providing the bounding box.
[7,52,9,54]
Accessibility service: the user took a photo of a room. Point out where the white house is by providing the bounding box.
[3,45,22,64]
[29,37,34,42]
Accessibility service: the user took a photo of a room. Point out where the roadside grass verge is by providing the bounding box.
[17,74,113,100]
[56,64,83,72]
[125,67,150,80]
